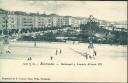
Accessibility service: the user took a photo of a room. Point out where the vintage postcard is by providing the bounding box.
[0,0,127,82]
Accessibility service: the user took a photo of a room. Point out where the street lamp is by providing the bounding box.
[32,35,36,47]
[86,15,97,59]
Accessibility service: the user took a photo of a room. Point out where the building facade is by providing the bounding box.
[0,10,89,30]
[0,14,7,30]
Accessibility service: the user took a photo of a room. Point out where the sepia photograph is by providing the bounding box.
[0,0,127,82]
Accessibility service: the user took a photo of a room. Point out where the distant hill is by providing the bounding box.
[111,21,127,25]
[0,8,8,14]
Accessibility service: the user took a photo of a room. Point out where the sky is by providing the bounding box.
[0,0,127,22]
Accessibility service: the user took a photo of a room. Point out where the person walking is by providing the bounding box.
[56,49,58,55]
[34,41,36,47]
[50,56,53,60]
[93,50,96,56]
[28,57,32,61]
[60,49,61,54]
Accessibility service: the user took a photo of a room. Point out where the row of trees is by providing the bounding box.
[79,21,127,45]
[17,24,127,45]
[0,25,72,35]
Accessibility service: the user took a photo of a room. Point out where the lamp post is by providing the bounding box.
[87,15,97,59]
[88,15,95,49]
[32,35,36,47]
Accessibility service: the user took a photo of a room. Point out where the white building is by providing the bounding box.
[7,12,18,29]
[0,10,89,30]
[0,14,7,30]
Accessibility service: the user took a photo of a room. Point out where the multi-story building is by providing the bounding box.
[0,14,7,30]
[80,18,88,25]
[35,14,46,28]
[71,17,81,28]
[21,15,35,29]
[47,14,72,28]
[45,16,53,27]
[7,12,19,29]
[63,16,72,26]
[0,9,89,31]
[52,16,58,27]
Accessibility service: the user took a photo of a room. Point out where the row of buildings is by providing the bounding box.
[0,9,127,32]
[0,10,88,30]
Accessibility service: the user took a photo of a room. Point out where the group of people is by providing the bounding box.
[50,49,62,60]
[56,49,62,55]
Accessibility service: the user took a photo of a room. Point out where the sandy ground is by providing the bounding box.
[0,41,127,82]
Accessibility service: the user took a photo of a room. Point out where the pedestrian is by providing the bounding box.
[89,55,92,60]
[28,57,32,61]
[34,41,36,47]
[73,41,75,45]
[56,49,57,55]
[60,49,61,54]
[50,56,53,60]
[94,50,96,56]
[85,53,88,60]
